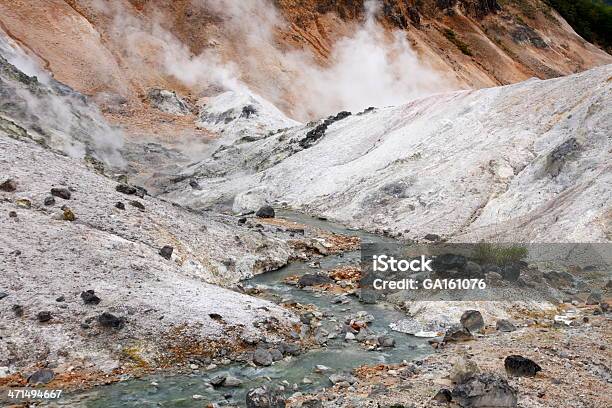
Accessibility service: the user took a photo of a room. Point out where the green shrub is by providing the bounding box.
[472,243,528,265]
[443,28,474,56]
[545,0,612,51]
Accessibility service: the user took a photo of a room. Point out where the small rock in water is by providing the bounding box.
[253,348,273,366]
[159,246,174,260]
[246,385,285,408]
[345,332,355,341]
[377,335,396,348]
[496,319,517,332]
[81,290,101,305]
[44,196,56,206]
[192,394,204,400]
[0,178,17,192]
[314,365,331,373]
[210,374,227,386]
[451,373,517,407]
[329,373,357,385]
[504,355,541,377]
[297,274,333,288]
[460,310,484,333]
[115,202,125,210]
[50,187,71,200]
[27,369,55,384]
[255,205,275,218]
[98,312,125,329]
[223,375,243,387]
[37,311,52,322]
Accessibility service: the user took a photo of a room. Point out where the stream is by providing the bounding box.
[62,211,430,407]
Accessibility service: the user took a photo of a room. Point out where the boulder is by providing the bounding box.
[501,263,521,281]
[452,373,517,407]
[586,292,602,305]
[223,375,243,387]
[209,375,226,387]
[450,356,480,384]
[460,310,484,333]
[504,355,541,377]
[146,88,191,115]
[27,369,55,384]
[246,385,286,408]
[495,319,517,332]
[253,348,273,366]
[297,274,333,288]
[256,205,275,218]
[433,388,452,403]
[50,187,71,200]
[444,325,474,342]
[377,335,396,348]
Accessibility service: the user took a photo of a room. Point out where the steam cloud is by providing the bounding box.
[93,0,453,121]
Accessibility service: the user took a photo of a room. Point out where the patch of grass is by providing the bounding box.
[443,28,473,56]
[472,243,528,265]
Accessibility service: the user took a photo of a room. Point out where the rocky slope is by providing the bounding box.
[163,64,612,242]
[0,0,610,124]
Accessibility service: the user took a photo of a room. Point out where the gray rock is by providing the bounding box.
[223,375,243,387]
[504,355,541,377]
[463,261,483,277]
[50,187,71,200]
[496,319,516,332]
[37,311,52,322]
[377,335,396,348]
[297,274,333,288]
[210,374,227,386]
[27,368,55,384]
[444,325,474,342]
[147,88,191,116]
[44,196,55,206]
[329,373,357,385]
[81,289,101,305]
[246,385,285,408]
[501,263,521,281]
[451,373,517,407]
[460,310,484,333]
[269,348,283,362]
[253,348,273,366]
[0,292,8,300]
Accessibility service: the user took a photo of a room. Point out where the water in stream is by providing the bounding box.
[63,212,429,407]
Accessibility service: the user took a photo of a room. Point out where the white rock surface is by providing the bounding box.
[168,65,612,242]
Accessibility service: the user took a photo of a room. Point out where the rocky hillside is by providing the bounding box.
[0,0,610,123]
[163,64,612,243]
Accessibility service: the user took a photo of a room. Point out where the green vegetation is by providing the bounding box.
[545,0,612,51]
[472,243,528,265]
[443,28,473,56]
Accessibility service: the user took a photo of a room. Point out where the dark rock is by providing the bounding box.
[0,178,17,192]
[8,211,17,218]
[434,253,467,270]
[443,325,474,342]
[189,179,201,190]
[128,200,145,211]
[115,202,125,210]
[279,342,301,356]
[253,348,273,366]
[209,313,223,321]
[460,310,484,333]
[504,355,541,377]
[116,183,136,195]
[424,233,441,241]
[55,295,65,302]
[246,385,285,408]
[496,319,516,332]
[50,187,71,200]
[98,312,125,329]
[0,292,8,300]
[546,137,580,177]
[586,292,602,305]
[302,399,323,408]
[451,373,517,407]
[297,274,333,288]
[238,217,247,224]
[501,263,521,281]
[12,304,23,316]
[27,368,55,384]
[463,261,483,277]
[62,208,76,221]
[433,388,452,403]
[159,245,174,260]
[255,205,275,218]
[269,348,283,362]
[44,196,56,206]
[241,105,257,118]
[81,290,101,305]
[37,311,52,322]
